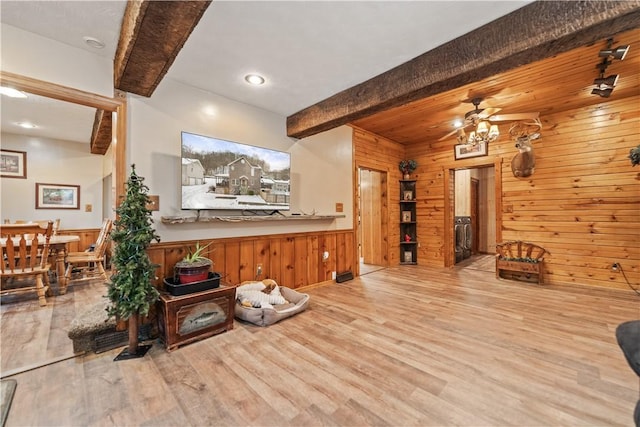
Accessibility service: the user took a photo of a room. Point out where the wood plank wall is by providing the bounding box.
[352,127,404,265]
[147,230,355,289]
[57,228,101,252]
[59,228,355,289]
[355,95,639,290]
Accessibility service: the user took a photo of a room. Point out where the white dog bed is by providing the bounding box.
[235,280,309,326]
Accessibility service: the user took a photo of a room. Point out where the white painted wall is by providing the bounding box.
[0,23,113,95]
[2,24,354,241]
[127,77,353,242]
[0,133,105,228]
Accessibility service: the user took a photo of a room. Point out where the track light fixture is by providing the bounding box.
[591,87,613,98]
[598,44,630,60]
[593,74,619,88]
[592,38,629,98]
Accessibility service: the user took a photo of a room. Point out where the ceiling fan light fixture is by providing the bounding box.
[476,120,489,136]
[488,124,500,139]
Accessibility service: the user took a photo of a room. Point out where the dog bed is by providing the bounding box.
[235,280,309,326]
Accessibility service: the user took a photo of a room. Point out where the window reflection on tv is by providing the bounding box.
[181,131,291,211]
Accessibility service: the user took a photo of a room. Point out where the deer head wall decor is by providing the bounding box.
[509,119,541,178]
[511,137,536,178]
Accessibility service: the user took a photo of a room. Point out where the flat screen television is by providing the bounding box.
[181,131,291,212]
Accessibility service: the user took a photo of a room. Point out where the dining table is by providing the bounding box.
[0,234,80,295]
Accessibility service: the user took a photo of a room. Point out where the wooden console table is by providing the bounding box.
[156,284,236,351]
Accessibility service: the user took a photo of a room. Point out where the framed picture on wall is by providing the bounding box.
[36,183,80,209]
[402,211,412,223]
[404,251,413,263]
[1,149,27,179]
[454,141,488,160]
[403,190,413,201]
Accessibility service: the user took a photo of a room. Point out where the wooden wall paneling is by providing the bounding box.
[294,236,308,288]
[336,233,348,274]
[321,233,337,282]
[238,240,254,283]
[281,237,296,287]
[352,126,404,266]
[224,241,240,286]
[269,237,282,284]
[306,235,320,286]
[209,242,226,280]
[342,231,355,275]
[254,238,270,281]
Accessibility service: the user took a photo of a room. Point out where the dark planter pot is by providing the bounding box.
[175,260,212,284]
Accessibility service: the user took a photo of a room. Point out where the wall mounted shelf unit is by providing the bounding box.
[400,179,417,265]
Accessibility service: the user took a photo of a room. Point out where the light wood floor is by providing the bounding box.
[2,265,639,426]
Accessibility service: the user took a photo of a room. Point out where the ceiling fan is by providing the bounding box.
[438,97,539,142]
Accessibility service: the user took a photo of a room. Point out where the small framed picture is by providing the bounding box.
[403,190,413,201]
[36,183,80,209]
[454,141,488,160]
[402,211,412,222]
[404,251,413,263]
[1,149,27,179]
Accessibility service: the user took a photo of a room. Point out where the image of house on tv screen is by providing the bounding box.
[181,132,291,212]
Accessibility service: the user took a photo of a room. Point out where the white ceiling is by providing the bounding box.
[0,0,531,143]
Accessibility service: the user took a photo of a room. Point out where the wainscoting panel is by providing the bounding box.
[148,229,355,289]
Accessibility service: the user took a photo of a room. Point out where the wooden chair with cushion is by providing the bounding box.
[64,219,113,285]
[0,221,54,306]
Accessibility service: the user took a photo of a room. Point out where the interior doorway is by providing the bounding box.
[450,165,498,272]
[357,168,388,275]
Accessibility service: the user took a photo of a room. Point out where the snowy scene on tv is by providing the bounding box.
[181,132,291,211]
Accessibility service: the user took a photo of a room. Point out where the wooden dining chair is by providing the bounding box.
[64,219,113,285]
[0,221,54,306]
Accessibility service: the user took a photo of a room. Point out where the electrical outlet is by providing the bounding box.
[256,263,263,276]
[611,262,620,272]
[322,251,329,261]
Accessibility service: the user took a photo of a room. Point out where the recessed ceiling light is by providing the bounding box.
[16,122,37,129]
[244,74,265,86]
[0,87,28,98]
[83,36,105,49]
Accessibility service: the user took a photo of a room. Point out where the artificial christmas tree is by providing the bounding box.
[107,165,160,360]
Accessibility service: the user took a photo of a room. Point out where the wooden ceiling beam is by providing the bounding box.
[287,1,640,140]
[114,0,211,97]
[90,109,112,155]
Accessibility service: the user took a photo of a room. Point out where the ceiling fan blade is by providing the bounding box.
[478,107,501,119]
[438,127,460,141]
[438,123,472,141]
[488,112,539,121]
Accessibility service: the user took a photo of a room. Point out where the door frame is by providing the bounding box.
[443,157,503,268]
[354,165,389,276]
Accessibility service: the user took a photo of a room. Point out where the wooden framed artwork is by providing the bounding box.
[1,149,27,179]
[402,211,412,223]
[36,183,80,209]
[403,190,413,201]
[454,141,488,160]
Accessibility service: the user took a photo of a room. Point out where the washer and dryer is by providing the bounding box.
[454,216,472,263]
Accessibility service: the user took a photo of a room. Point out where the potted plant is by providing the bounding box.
[629,145,640,167]
[174,241,213,284]
[399,159,418,179]
[107,165,160,360]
